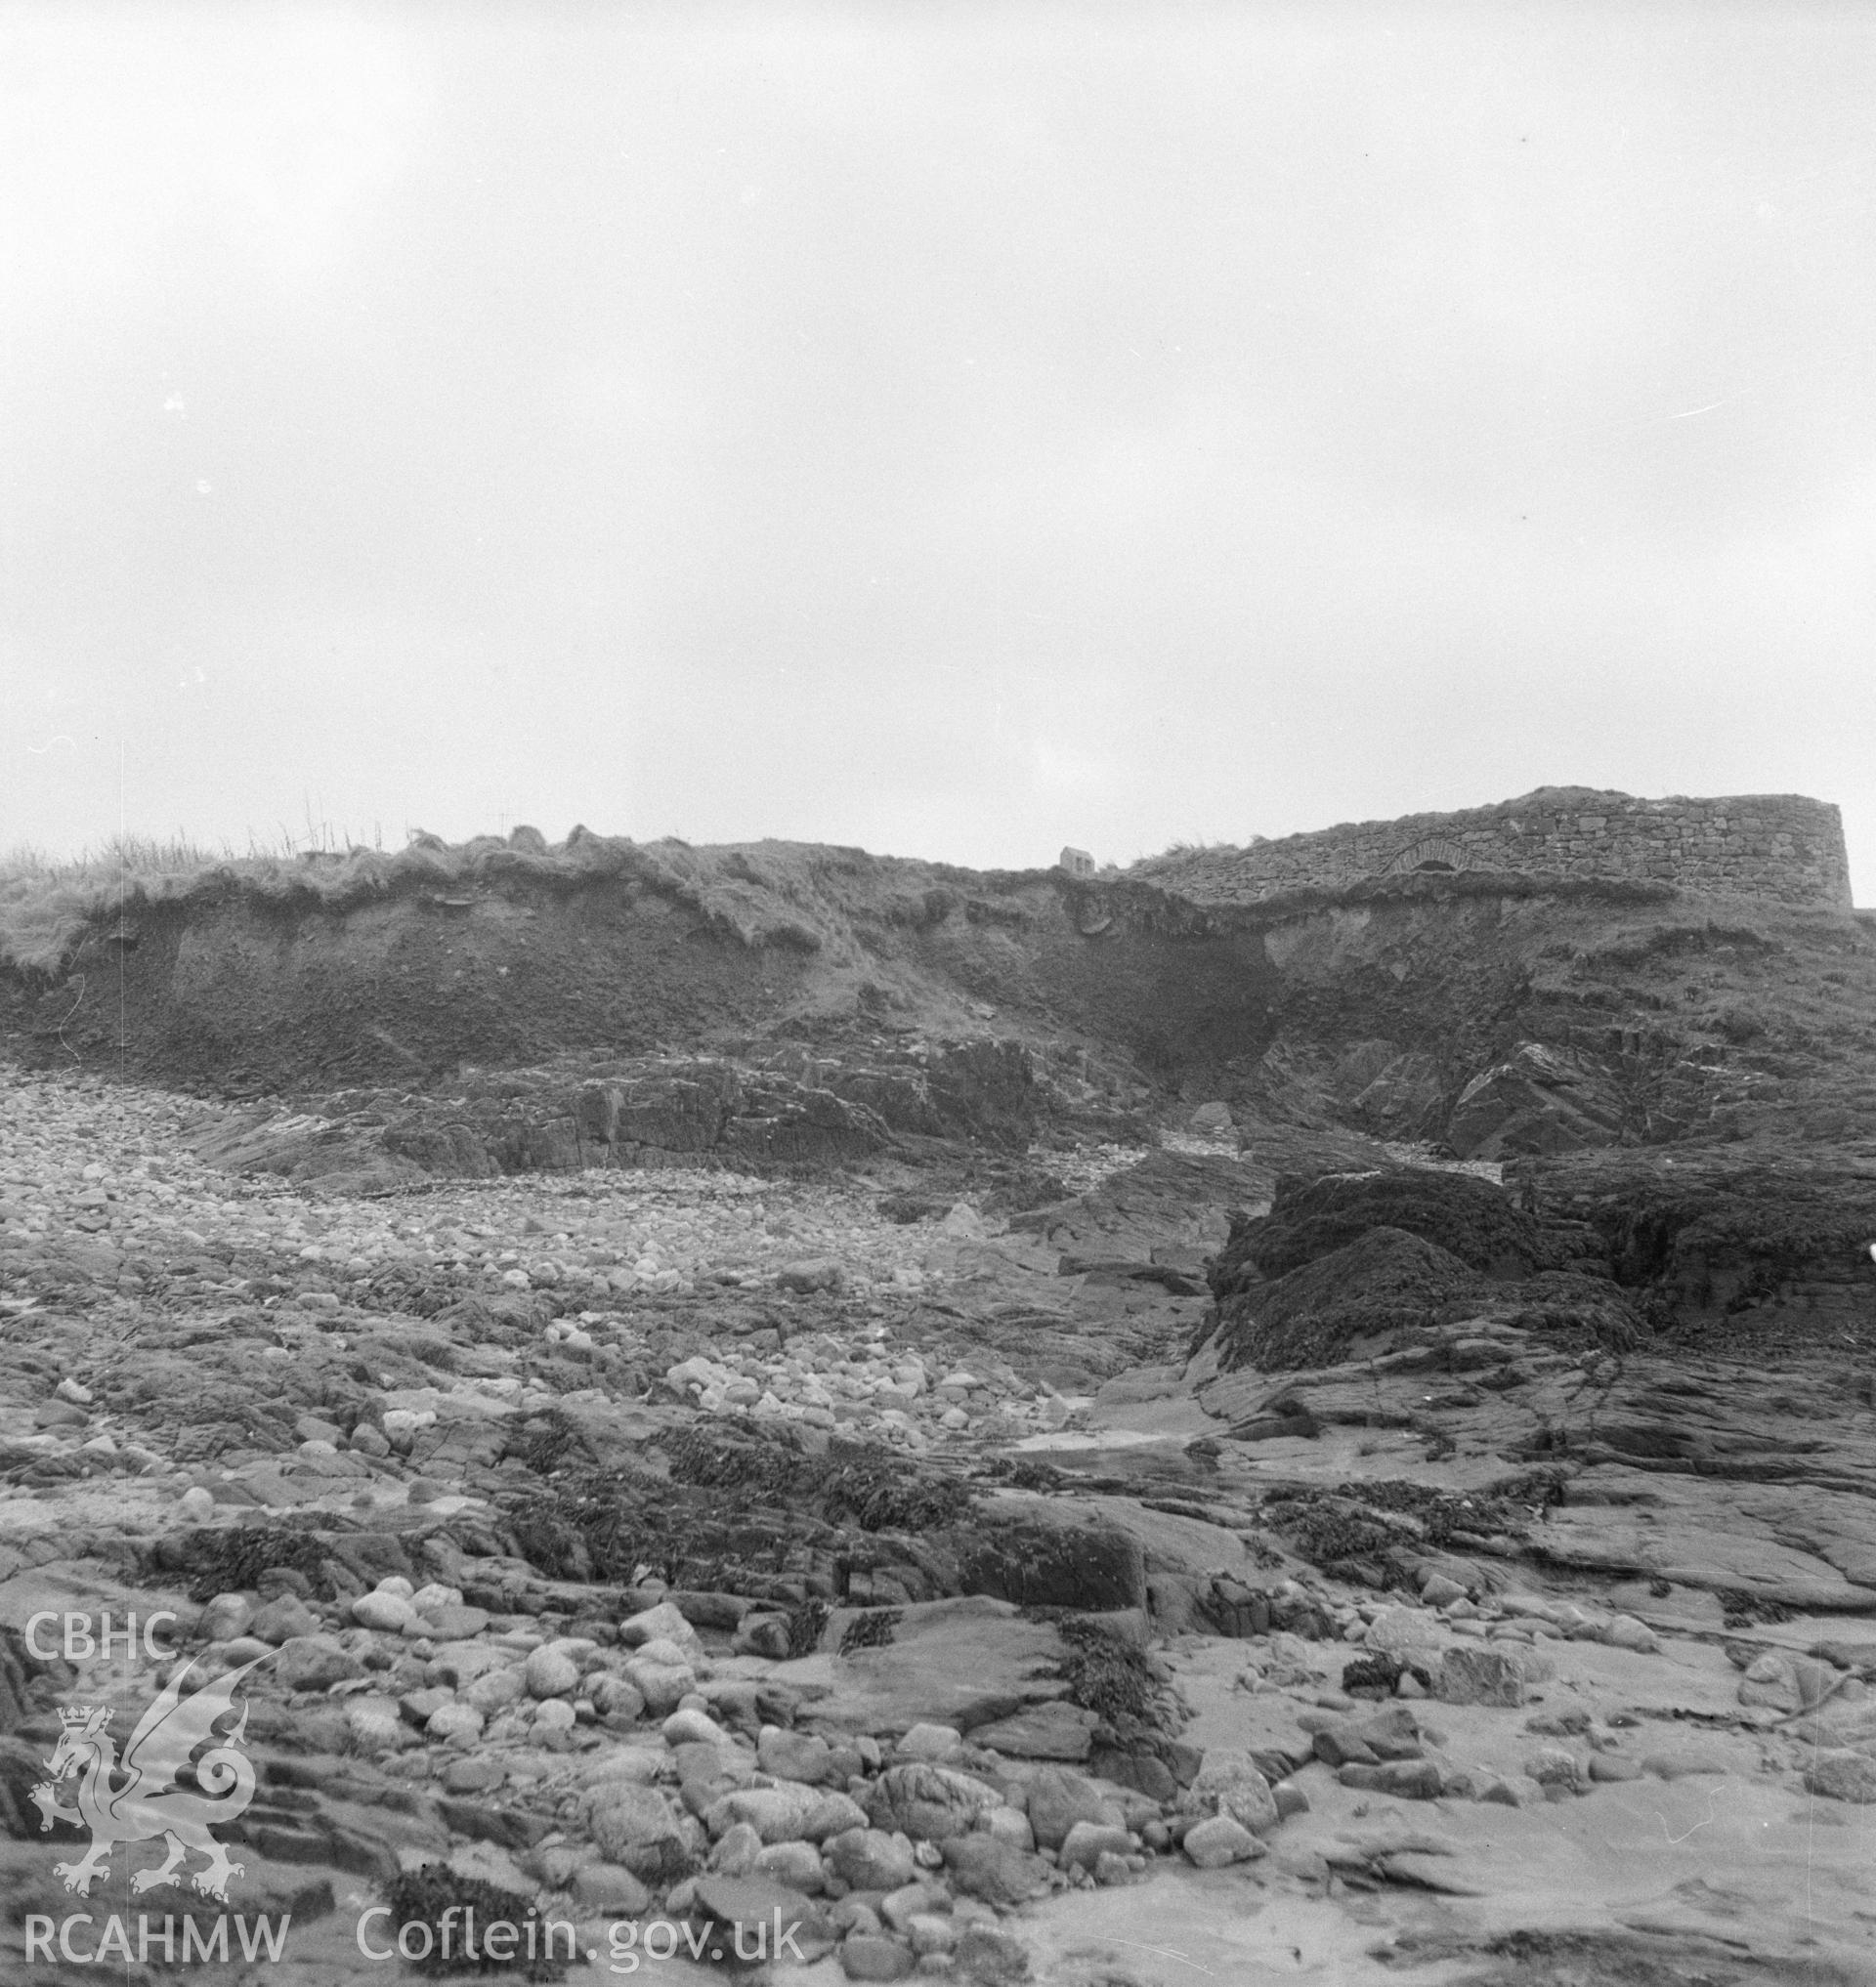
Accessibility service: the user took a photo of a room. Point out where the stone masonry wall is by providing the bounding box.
[1197,788,1853,907]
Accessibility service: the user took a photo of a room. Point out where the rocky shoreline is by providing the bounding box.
[4,1060,1876,1984]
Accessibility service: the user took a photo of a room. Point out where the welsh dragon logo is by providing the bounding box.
[29,1655,264,1902]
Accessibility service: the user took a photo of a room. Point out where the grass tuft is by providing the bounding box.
[0,826,891,976]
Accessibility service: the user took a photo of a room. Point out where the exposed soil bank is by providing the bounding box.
[0,844,1283,1098]
[7,838,1874,1168]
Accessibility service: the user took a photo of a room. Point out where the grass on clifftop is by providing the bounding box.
[1,833,254,976]
[0,826,1029,976]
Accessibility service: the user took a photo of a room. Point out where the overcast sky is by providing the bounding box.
[3,4,1873,899]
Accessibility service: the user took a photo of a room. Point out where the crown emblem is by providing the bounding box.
[57,1706,107,1731]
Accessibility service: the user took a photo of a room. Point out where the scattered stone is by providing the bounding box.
[444,1755,506,1794]
[1187,1751,1280,1832]
[247,1593,319,1643]
[1058,1821,1134,1873]
[756,1726,834,1784]
[462,1666,527,1715]
[827,1828,918,1892]
[754,1840,826,1892]
[572,1861,653,1913]
[1023,1765,1121,1851]
[692,1874,835,1961]
[712,1783,869,1845]
[622,1656,696,1714]
[663,1707,730,1747]
[426,1603,491,1640]
[618,1600,704,1657]
[867,1763,1000,1842]
[198,1591,255,1642]
[1271,1780,1310,1821]
[525,1643,584,1699]
[275,1635,364,1692]
[1362,1606,1442,1658]
[584,1782,692,1878]
[343,1695,405,1749]
[1602,1615,1659,1654]
[980,1805,1037,1852]
[940,1833,1051,1905]
[1338,1758,1442,1799]
[843,1933,917,1981]
[733,1613,793,1659]
[898,1722,965,1762]
[1310,1703,1422,1765]
[353,1589,418,1633]
[709,1822,765,1877]
[908,1911,957,1955]
[1181,1814,1263,1868]
[427,1702,485,1744]
[1437,1645,1530,1708]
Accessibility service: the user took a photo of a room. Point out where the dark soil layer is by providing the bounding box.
[0,842,1290,1100]
[11,832,1874,1168]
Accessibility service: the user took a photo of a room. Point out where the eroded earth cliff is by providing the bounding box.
[1,824,1873,1985]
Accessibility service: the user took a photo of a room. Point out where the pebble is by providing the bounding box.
[354,1589,418,1633]
[199,1592,254,1642]
[1058,1821,1133,1872]
[426,1701,485,1743]
[525,1644,583,1699]
[898,1722,964,1762]
[571,1862,653,1913]
[443,1755,506,1793]
[827,1828,917,1892]
[754,1840,827,1892]
[760,1727,835,1785]
[663,1707,730,1747]
[841,1933,916,1982]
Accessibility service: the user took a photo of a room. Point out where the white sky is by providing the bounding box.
[3,4,1873,900]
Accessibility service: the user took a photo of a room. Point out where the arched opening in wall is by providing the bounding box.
[1385,835,1471,877]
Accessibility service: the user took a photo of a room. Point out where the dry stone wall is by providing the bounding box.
[1193,788,1852,907]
